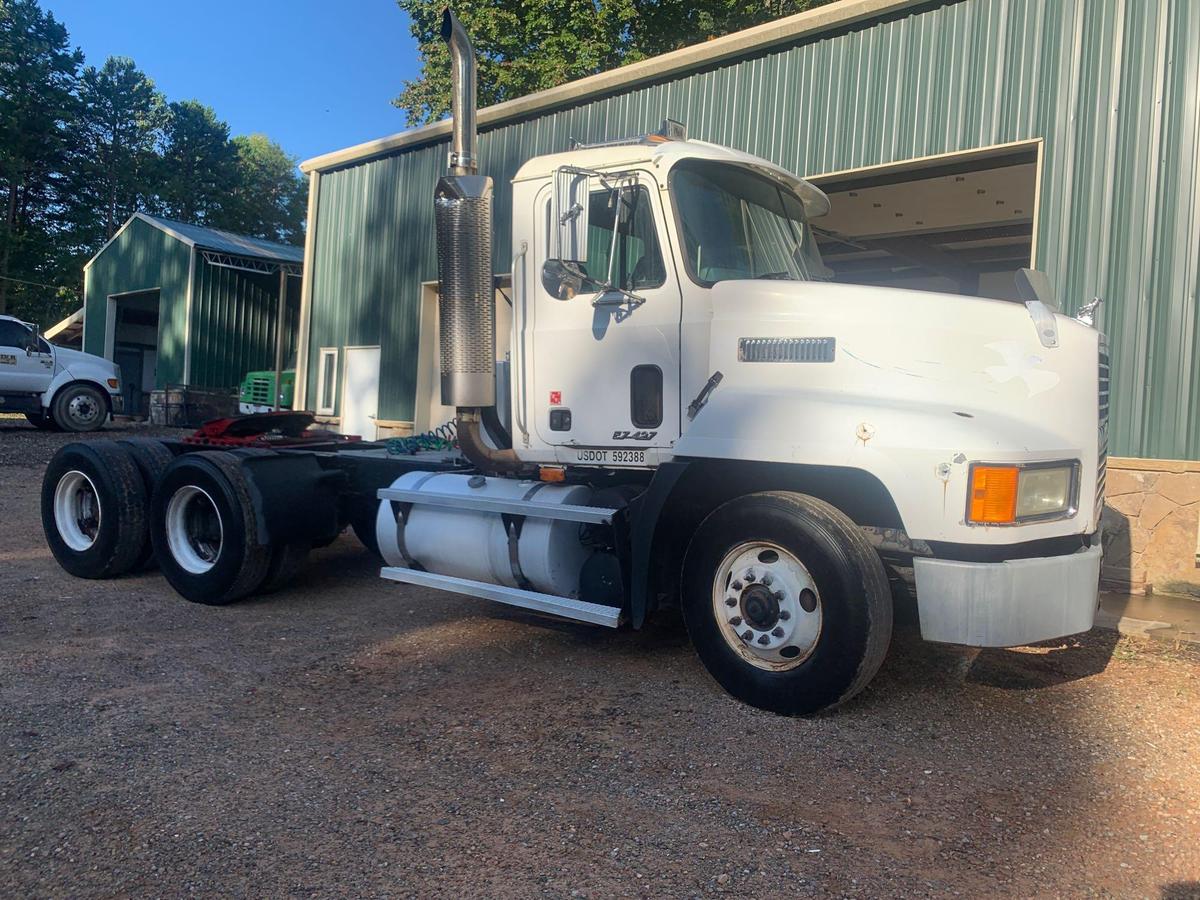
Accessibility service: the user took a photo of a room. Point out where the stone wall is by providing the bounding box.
[1100,457,1200,597]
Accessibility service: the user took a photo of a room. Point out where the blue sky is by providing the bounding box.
[43,0,424,169]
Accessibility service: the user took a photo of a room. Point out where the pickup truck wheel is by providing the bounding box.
[41,442,147,578]
[24,412,59,431]
[150,452,272,605]
[682,491,892,716]
[116,439,176,568]
[52,383,108,432]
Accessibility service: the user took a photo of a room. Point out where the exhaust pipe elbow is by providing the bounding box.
[441,8,477,175]
[457,408,527,475]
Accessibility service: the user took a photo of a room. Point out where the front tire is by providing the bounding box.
[150,452,272,605]
[52,383,108,432]
[41,442,147,578]
[681,492,892,716]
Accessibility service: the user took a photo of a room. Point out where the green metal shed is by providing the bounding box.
[82,213,303,414]
[296,0,1199,463]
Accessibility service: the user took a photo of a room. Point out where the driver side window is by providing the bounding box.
[543,186,666,292]
[0,320,31,349]
[582,186,665,291]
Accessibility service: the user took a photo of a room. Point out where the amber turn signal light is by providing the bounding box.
[967,465,1019,524]
[538,466,566,483]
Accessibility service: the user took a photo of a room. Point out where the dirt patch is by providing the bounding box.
[1,429,1198,897]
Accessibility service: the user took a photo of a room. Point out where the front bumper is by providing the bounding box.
[913,544,1101,647]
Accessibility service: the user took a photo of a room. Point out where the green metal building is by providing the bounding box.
[82,213,303,415]
[296,0,1199,463]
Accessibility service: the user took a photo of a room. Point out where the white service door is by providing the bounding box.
[341,346,381,440]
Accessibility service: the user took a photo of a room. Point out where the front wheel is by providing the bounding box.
[681,492,893,716]
[52,383,108,432]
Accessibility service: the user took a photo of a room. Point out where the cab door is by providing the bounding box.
[0,319,53,392]
[531,171,681,462]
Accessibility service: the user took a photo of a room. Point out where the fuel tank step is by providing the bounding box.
[376,486,618,524]
[380,566,622,627]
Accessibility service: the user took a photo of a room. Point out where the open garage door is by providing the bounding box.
[809,142,1040,300]
[104,289,160,417]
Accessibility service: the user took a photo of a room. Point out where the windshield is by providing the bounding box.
[670,160,826,286]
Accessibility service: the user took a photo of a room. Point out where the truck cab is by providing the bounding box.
[385,17,1102,714]
[0,314,123,430]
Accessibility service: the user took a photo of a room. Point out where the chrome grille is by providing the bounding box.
[1096,336,1109,520]
[738,337,836,363]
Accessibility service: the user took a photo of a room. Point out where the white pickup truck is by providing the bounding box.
[0,314,123,431]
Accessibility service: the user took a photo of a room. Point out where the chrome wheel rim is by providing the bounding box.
[53,470,101,551]
[711,541,822,671]
[66,392,102,428]
[165,485,223,574]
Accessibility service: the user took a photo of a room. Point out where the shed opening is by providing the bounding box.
[809,142,1040,300]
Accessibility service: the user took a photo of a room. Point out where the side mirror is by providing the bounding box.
[541,258,589,301]
[1014,268,1059,310]
[552,167,590,265]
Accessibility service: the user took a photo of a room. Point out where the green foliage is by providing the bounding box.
[0,0,81,319]
[221,134,307,245]
[157,100,236,226]
[68,56,168,247]
[0,0,306,330]
[393,0,829,125]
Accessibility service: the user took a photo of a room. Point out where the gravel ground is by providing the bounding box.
[2,418,1199,898]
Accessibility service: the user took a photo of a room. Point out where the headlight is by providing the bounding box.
[967,462,1079,525]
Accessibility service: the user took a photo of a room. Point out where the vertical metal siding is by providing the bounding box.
[306,0,1199,458]
[188,260,298,390]
[82,217,191,386]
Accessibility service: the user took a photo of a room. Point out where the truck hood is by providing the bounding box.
[707,279,1099,418]
[54,345,119,378]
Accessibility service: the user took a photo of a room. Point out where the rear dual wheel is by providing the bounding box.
[682,492,893,716]
[150,452,308,604]
[41,443,147,578]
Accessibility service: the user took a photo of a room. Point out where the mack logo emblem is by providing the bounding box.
[612,430,656,441]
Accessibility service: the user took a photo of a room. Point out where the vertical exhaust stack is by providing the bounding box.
[435,9,523,472]
[435,9,493,409]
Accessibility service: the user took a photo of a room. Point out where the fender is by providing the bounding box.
[41,350,121,411]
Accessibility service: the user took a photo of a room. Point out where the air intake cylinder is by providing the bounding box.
[435,173,494,407]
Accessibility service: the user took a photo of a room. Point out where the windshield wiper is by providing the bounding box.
[752,271,796,280]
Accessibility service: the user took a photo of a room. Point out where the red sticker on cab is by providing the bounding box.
[549,391,562,405]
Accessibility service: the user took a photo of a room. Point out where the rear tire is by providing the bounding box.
[116,439,176,569]
[41,442,147,579]
[25,412,59,431]
[52,383,109,432]
[681,491,892,716]
[259,541,310,594]
[150,451,272,605]
[350,503,381,558]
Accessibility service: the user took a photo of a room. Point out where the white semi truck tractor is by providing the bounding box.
[40,12,1106,715]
